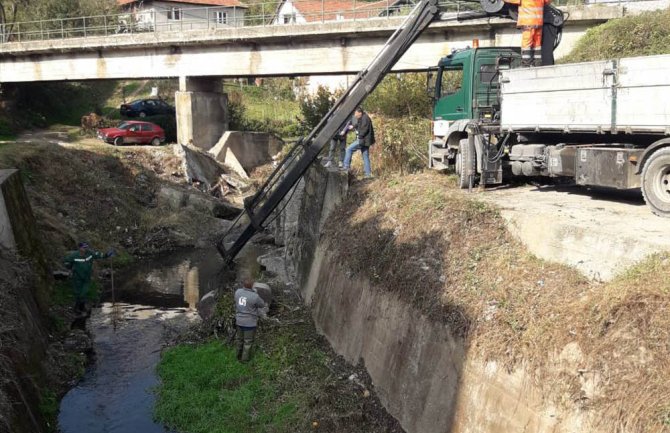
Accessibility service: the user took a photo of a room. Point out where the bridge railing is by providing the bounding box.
[0,0,650,44]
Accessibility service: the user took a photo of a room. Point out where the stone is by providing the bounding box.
[252,282,272,306]
[197,290,218,322]
[257,249,290,284]
[157,184,241,220]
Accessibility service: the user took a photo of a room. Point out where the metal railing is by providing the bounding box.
[0,0,658,44]
[0,0,477,43]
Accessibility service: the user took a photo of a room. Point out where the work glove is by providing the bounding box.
[106,248,116,258]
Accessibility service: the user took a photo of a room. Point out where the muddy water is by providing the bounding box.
[57,247,244,433]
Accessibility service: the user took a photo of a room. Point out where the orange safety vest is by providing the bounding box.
[504,0,550,28]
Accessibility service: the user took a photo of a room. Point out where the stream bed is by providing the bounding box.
[57,247,240,433]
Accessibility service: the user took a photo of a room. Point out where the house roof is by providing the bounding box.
[118,0,248,8]
[272,0,412,23]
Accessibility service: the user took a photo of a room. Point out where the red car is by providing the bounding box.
[97,121,166,146]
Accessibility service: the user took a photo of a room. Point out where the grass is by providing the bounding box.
[155,341,305,433]
[562,8,670,63]
[323,171,670,432]
[155,280,404,433]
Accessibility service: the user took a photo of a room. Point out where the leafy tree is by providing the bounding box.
[299,86,335,133]
[0,0,28,41]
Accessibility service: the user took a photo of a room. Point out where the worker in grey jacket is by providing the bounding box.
[234,279,268,362]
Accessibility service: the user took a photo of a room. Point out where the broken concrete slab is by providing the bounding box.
[253,282,273,306]
[209,131,284,178]
[175,143,226,189]
[257,248,290,284]
[197,290,218,322]
[157,184,241,219]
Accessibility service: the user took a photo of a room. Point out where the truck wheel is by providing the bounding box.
[456,138,476,189]
[113,136,124,146]
[642,147,670,217]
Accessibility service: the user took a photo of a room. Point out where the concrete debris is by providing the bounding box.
[175,143,226,189]
[257,249,290,284]
[253,282,273,306]
[209,131,284,179]
[197,290,218,322]
[157,184,241,220]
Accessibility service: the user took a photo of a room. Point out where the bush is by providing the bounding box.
[365,73,432,118]
[298,86,335,134]
[370,115,431,175]
[562,9,670,63]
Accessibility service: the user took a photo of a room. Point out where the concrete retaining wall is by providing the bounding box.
[303,246,598,433]
[278,168,604,433]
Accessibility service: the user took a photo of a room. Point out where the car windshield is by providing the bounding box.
[118,122,132,130]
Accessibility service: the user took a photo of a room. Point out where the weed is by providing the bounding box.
[38,389,58,433]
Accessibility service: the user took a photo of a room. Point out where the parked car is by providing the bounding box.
[97,121,166,146]
[120,99,175,118]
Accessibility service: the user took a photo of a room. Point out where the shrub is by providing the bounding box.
[364,73,432,118]
[562,8,670,63]
[370,115,431,175]
[298,86,335,134]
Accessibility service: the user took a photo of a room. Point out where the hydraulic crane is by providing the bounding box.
[216,0,564,264]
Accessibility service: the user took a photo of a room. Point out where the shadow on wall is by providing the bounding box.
[307,191,473,433]
[304,216,471,433]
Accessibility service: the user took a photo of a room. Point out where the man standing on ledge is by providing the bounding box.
[342,107,375,178]
[234,279,267,362]
[505,0,551,67]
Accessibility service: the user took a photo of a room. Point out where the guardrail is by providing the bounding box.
[0,0,656,44]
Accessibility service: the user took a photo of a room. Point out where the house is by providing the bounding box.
[117,0,248,31]
[271,0,414,25]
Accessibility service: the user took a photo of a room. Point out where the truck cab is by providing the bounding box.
[429,47,520,170]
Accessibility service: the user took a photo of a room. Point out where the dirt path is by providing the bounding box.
[479,183,670,280]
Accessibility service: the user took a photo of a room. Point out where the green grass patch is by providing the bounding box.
[39,389,59,432]
[155,340,307,433]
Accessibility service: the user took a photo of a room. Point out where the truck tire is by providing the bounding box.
[642,147,670,217]
[456,138,476,189]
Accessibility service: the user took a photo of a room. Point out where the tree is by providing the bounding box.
[0,0,28,42]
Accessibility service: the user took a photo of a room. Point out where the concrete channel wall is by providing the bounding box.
[276,167,604,433]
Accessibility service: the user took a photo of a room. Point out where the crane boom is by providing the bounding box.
[216,0,527,263]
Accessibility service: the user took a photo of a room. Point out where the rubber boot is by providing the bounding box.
[240,328,256,363]
[521,49,533,68]
[236,327,244,360]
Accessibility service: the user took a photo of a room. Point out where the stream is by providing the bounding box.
[57,246,263,433]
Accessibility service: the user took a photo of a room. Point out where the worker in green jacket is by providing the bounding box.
[64,242,114,315]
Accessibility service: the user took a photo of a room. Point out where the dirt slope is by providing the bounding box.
[325,171,670,433]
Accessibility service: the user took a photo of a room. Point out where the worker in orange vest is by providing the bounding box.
[505,0,551,67]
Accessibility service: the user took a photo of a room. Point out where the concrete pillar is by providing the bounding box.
[176,76,229,151]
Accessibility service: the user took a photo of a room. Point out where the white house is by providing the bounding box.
[117,0,248,31]
[271,0,414,25]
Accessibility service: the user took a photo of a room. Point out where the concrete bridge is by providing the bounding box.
[0,5,623,83]
[0,3,640,149]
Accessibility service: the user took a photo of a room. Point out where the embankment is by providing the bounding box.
[276,167,670,433]
[0,170,52,433]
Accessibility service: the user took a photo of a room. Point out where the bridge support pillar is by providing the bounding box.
[176,76,228,151]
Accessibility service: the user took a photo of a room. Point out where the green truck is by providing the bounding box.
[428,47,670,217]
